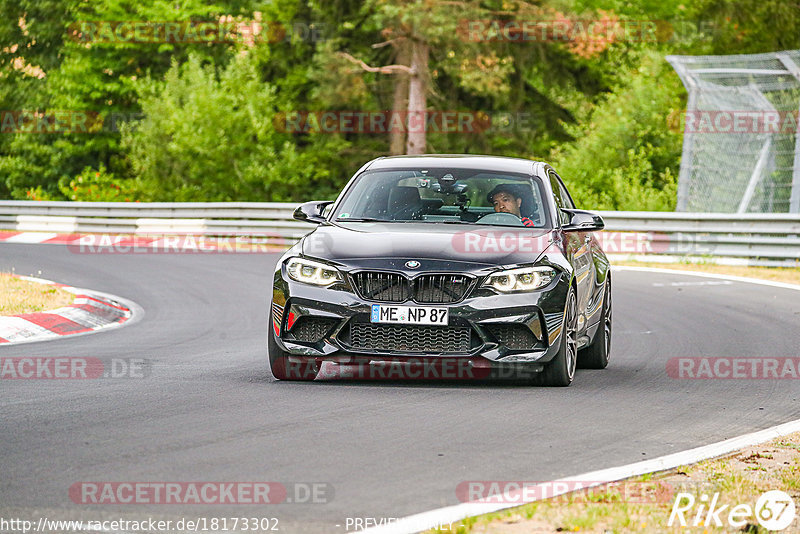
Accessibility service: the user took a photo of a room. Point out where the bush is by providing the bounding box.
[58,164,144,201]
[122,53,348,202]
[550,51,684,211]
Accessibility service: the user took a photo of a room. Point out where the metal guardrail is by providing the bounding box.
[0,201,307,244]
[595,211,800,262]
[0,201,798,263]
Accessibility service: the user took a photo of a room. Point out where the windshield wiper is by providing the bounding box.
[335,217,393,222]
[409,219,478,225]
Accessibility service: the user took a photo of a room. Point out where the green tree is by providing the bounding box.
[688,0,800,54]
[313,0,624,157]
[0,0,255,199]
[2,0,792,208]
[122,53,347,201]
[550,51,684,210]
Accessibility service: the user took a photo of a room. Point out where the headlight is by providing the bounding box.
[286,257,343,286]
[482,266,556,293]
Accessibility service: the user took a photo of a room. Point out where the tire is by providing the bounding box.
[577,278,612,370]
[268,311,319,381]
[539,288,578,387]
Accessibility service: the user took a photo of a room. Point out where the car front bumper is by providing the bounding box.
[271,264,571,366]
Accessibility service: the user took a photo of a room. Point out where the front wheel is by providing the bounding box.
[539,288,578,387]
[268,311,319,381]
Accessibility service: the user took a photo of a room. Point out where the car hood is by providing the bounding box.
[300,222,556,271]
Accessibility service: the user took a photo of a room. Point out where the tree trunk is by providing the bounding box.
[390,42,410,155]
[406,40,429,155]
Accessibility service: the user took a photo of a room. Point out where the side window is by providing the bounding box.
[558,182,575,209]
[549,172,571,225]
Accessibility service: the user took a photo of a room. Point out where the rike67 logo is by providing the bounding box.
[669,490,796,531]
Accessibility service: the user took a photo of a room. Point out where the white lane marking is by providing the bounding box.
[363,419,800,534]
[616,265,800,292]
[652,280,733,287]
[363,266,800,534]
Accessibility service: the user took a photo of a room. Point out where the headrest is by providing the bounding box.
[388,186,422,209]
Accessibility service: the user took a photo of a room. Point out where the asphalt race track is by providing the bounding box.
[2,242,800,533]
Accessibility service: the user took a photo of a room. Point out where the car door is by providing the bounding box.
[549,170,595,333]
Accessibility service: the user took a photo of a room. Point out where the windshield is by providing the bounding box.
[331,169,551,228]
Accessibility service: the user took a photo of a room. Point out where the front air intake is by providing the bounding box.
[351,271,473,304]
[485,324,539,350]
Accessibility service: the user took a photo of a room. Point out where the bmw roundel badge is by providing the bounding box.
[405,260,421,269]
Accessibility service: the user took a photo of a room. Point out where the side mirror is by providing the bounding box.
[293,201,333,224]
[561,209,604,232]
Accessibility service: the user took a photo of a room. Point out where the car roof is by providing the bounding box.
[365,154,542,175]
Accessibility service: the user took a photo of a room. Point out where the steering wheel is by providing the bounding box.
[475,212,525,226]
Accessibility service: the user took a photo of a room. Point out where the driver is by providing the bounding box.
[487,184,536,227]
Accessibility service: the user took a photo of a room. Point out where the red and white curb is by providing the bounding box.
[0,231,289,252]
[0,232,79,245]
[0,275,140,345]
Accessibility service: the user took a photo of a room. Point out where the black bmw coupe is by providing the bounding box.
[270,155,611,386]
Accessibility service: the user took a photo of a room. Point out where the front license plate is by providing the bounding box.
[370,305,449,325]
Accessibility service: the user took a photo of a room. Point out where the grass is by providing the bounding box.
[0,273,75,315]
[427,433,800,532]
[614,259,800,285]
[422,263,800,534]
